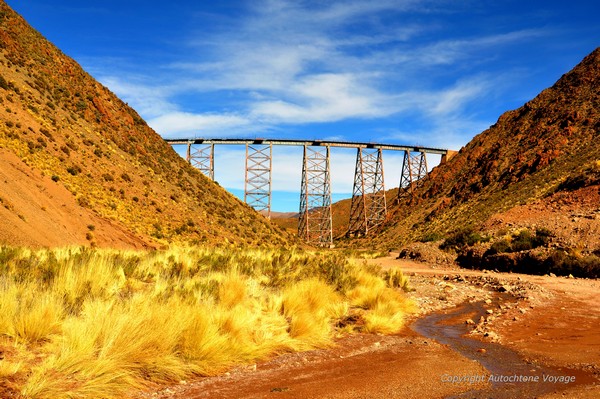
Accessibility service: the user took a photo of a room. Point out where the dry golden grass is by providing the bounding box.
[0,245,416,398]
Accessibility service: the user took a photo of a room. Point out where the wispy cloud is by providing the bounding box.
[90,0,552,147]
[249,73,392,123]
[148,112,253,138]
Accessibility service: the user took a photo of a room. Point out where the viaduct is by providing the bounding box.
[166,138,451,246]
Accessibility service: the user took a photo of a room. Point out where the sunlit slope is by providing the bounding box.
[372,47,600,248]
[0,2,290,247]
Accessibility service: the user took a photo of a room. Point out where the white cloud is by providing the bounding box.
[148,111,252,138]
[249,73,392,123]
[88,1,550,151]
[98,76,176,119]
[428,77,492,116]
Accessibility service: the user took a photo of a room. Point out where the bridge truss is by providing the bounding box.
[298,146,332,246]
[245,143,272,218]
[398,150,428,200]
[347,148,387,237]
[167,138,449,245]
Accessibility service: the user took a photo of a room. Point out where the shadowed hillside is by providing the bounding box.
[370,47,600,252]
[0,2,290,247]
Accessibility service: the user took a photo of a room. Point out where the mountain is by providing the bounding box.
[0,2,290,248]
[371,47,600,250]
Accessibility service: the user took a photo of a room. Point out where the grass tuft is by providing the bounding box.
[0,245,416,398]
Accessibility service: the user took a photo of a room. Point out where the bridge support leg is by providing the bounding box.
[347,148,387,237]
[245,143,272,218]
[298,145,333,246]
[189,143,214,180]
[398,151,427,199]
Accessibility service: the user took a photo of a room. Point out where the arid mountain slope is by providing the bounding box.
[374,47,600,249]
[0,1,289,247]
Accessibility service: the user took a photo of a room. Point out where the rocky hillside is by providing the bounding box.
[0,2,289,248]
[373,47,600,253]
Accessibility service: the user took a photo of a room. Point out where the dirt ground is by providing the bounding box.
[0,148,150,249]
[137,255,599,399]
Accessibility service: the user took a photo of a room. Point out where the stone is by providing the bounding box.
[465,318,475,325]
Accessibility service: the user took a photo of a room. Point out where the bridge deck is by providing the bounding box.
[165,138,448,155]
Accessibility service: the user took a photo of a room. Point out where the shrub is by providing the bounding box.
[511,230,536,252]
[484,229,552,256]
[419,232,444,242]
[120,173,132,183]
[76,100,87,111]
[102,173,114,182]
[440,228,488,251]
[66,165,81,176]
[383,267,412,292]
[485,239,512,256]
[0,73,8,90]
[543,251,600,278]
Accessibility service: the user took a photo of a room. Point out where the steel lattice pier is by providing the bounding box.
[347,148,387,237]
[171,138,450,245]
[298,146,333,246]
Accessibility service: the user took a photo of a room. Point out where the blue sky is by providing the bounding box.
[7,0,600,211]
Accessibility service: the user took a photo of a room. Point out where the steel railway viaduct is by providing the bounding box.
[166,138,452,246]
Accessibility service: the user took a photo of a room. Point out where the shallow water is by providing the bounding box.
[411,297,596,398]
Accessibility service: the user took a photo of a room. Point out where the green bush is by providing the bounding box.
[485,239,512,256]
[544,251,600,278]
[484,228,552,256]
[66,165,81,176]
[419,232,444,242]
[440,228,488,251]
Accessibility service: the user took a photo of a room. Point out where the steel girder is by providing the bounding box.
[298,145,333,246]
[245,143,272,218]
[347,148,387,237]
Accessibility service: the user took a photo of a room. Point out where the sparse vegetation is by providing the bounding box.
[0,245,415,398]
[555,160,600,191]
[419,232,444,243]
[0,0,291,248]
